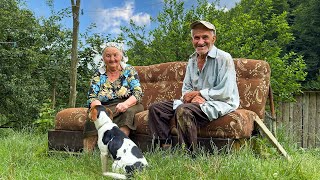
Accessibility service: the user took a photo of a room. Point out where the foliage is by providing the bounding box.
[303,78,320,91]
[218,0,307,102]
[0,0,108,127]
[1,129,320,179]
[38,14,73,110]
[290,0,320,90]
[122,0,195,66]
[33,100,55,133]
[0,0,49,128]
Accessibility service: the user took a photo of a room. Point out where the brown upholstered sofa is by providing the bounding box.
[48,58,272,152]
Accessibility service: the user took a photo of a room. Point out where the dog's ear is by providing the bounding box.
[88,106,98,121]
[105,107,113,120]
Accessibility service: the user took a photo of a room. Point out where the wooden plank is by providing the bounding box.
[254,117,291,161]
[293,95,303,147]
[316,92,320,147]
[302,92,309,148]
[283,102,290,137]
[276,102,283,126]
[289,101,294,142]
[308,92,317,148]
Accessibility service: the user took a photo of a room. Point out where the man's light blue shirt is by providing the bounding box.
[181,45,240,120]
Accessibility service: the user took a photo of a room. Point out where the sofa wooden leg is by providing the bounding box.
[83,135,98,153]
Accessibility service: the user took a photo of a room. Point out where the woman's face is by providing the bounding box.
[103,47,122,70]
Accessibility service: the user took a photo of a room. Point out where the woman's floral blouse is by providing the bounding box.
[87,64,143,107]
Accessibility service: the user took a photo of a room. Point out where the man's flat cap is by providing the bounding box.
[190,20,216,31]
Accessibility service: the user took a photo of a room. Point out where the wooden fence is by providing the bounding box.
[274,91,320,148]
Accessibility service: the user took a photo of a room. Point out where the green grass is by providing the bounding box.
[1,128,320,180]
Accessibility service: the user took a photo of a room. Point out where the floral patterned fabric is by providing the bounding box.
[87,65,143,107]
[54,59,271,139]
[133,59,270,138]
[55,108,88,130]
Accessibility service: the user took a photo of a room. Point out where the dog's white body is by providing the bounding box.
[91,105,148,179]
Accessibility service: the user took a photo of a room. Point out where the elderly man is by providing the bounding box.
[148,20,240,151]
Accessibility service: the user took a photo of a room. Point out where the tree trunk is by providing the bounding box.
[52,80,56,109]
[69,0,80,107]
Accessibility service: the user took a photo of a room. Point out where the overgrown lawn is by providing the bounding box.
[1,128,320,179]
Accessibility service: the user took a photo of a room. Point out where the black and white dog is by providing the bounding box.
[88,105,148,179]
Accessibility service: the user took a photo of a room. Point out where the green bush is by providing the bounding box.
[33,100,55,133]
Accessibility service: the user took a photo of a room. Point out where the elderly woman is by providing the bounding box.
[83,42,144,152]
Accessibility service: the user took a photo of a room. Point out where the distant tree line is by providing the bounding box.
[0,0,318,128]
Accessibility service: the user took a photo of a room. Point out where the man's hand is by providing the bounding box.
[191,95,206,104]
[183,91,200,103]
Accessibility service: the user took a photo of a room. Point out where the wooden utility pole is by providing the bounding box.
[69,0,80,107]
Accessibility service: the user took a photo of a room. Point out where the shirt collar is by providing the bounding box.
[207,45,218,58]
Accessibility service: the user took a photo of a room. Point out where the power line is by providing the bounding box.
[83,1,165,13]
[0,36,29,47]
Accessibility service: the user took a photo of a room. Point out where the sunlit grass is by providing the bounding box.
[1,128,320,180]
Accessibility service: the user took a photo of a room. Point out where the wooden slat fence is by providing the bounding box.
[275,91,320,148]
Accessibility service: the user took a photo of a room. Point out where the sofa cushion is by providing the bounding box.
[55,108,88,131]
[198,109,256,138]
[134,109,256,139]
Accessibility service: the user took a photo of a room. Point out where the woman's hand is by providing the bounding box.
[115,102,129,113]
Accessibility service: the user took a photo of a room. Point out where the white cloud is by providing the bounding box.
[92,1,151,34]
[131,12,151,26]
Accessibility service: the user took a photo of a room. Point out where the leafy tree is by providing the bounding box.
[148,0,193,63]
[0,0,119,128]
[122,0,195,65]
[0,0,49,127]
[121,21,154,65]
[290,0,320,90]
[38,13,72,110]
[216,0,306,102]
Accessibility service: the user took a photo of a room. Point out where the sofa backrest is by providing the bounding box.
[134,58,270,119]
[234,58,270,119]
[135,61,186,110]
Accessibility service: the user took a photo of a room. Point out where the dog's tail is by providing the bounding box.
[103,172,127,179]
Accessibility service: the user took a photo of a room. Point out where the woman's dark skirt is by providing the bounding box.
[83,99,144,137]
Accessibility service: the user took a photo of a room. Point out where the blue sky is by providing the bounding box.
[24,0,240,37]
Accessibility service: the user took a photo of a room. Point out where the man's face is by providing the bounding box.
[192,26,216,55]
